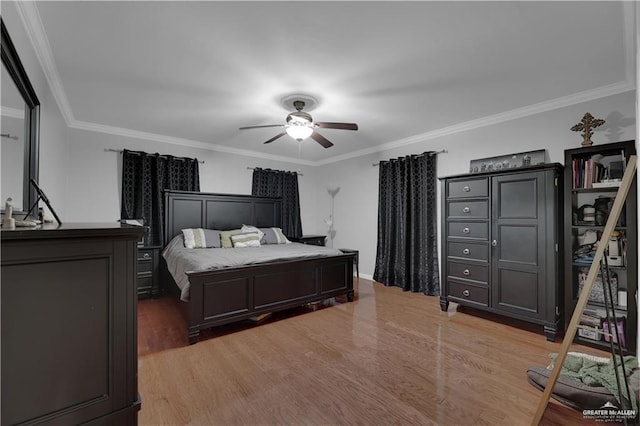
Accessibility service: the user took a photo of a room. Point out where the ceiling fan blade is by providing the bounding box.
[264,132,287,144]
[311,131,334,148]
[315,122,358,131]
[239,124,283,130]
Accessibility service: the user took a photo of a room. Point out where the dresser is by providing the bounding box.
[440,164,563,341]
[1,223,144,425]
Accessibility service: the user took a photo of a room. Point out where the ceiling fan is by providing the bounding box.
[239,100,358,148]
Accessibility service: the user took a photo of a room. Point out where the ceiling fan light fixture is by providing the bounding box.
[286,122,314,141]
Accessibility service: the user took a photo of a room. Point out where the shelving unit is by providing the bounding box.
[564,140,637,354]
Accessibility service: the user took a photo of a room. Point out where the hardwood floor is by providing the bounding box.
[138,278,606,425]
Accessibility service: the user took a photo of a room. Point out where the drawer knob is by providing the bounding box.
[463,269,470,276]
[463,289,470,297]
[463,207,470,213]
[143,253,151,259]
[491,240,497,247]
[463,186,471,192]
[463,227,470,234]
[462,248,470,255]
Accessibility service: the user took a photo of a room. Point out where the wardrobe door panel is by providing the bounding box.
[491,172,546,320]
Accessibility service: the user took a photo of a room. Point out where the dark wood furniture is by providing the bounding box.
[440,164,563,341]
[1,223,144,426]
[162,191,355,344]
[137,245,160,298]
[564,140,637,354]
[290,234,327,246]
[339,248,359,278]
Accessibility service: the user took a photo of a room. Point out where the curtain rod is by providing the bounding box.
[105,148,204,164]
[372,149,447,167]
[1,133,19,140]
[247,166,303,176]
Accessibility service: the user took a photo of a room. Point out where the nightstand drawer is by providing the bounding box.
[448,280,488,306]
[136,246,159,298]
[138,249,154,261]
[138,259,153,274]
[137,275,153,290]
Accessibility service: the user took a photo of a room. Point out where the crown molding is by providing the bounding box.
[15,1,75,127]
[70,120,317,166]
[316,81,636,166]
[1,106,25,119]
[20,2,637,169]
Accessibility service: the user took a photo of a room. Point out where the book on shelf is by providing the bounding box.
[571,149,625,189]
[580,313,602,328]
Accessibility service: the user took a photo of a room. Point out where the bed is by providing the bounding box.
[161,190,355,344]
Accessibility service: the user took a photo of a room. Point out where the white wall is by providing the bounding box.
[62,127,320,233]
[317,90,637,279]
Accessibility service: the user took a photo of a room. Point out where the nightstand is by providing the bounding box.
[290,235,326,246]
[339,248,359,278]
[137,246,160,298]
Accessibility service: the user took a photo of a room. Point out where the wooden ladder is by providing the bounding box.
[532,155,637,425]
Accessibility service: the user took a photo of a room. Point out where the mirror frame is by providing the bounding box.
[1,17,40,217]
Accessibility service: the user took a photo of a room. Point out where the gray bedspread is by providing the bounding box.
[162,235,344,301]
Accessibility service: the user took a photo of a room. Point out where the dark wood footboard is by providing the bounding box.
[184,254,354,343]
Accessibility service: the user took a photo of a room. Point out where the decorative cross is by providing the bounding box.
[570,112,605,146]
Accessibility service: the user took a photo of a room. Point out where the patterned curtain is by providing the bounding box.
[121,149,200,246]
[373,153,440,295]
[251,168,303,238]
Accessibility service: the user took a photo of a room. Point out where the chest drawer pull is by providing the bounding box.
[463,269,470,276]
[143,252,151,259]
[462,248,470,255]
[463,207,470,213]
[463,186,471,192]
[463,227,470,234]
[463,289,470,297]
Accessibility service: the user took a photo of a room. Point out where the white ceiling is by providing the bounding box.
[21,1,636,165]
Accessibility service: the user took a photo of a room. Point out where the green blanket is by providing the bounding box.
[548,353,638,410]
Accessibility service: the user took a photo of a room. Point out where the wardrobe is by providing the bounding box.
[440,164,563,340]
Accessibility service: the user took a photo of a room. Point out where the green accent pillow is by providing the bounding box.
[220,229,242,248]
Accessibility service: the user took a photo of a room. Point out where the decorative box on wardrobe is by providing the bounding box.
[439,164,563,341]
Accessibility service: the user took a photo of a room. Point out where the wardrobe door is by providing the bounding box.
[491,171,547,320]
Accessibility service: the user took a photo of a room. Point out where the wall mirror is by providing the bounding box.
[1,18,40,217]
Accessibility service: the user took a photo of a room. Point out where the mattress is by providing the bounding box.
[162,235,344,301]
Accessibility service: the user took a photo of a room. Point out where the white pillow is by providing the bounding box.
[241,224,265,240]
[231,231,261,248]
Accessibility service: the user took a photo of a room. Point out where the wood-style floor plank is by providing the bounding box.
[138,278,606,425]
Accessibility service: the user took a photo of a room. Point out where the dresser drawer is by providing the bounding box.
[448,221,489,240]
[447,200,489,219]
[448,260,488,283]
[447,241,489,261]
[447,178,488,199]
[448,280,488,306]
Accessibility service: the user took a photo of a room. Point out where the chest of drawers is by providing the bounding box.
[440,165,563,341]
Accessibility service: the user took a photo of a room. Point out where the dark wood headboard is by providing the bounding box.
[163,191,282,246]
